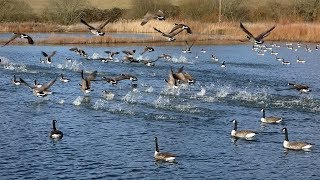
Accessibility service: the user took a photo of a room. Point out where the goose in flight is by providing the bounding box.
[20,77,57,97]
[2,33,34,47]
[141,10,165,26]
[80,18,112,36]
[240,22,276,44]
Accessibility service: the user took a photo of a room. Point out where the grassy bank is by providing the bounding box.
[1,20,320,45]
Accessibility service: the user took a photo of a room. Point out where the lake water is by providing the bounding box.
[0,41,319,179]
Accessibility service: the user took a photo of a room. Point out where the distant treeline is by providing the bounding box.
[1,0,320,24]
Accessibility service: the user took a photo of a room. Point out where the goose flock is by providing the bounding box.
[1,10,317,165]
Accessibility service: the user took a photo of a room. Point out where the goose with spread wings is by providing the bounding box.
[80,18,112,36]
[240,22,276,44]
[141,10,165,26]
[20,77,57,97]
[2,33,34,47]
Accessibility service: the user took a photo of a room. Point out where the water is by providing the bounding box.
[0,42,319,179]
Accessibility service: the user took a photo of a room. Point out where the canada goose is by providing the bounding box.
[282,128,313,150]
[169,23,192,34]
[305,45,312,52]
[296,56,306,63]
[41,51,57,64]
[316,44,319,50]
[260,109,282,123]
[282,59,290,65]
[12,75,21,85]
[165,66,178,88]
[231,119,256,140]
[122,50,136,58]
[2,32,34,47]
[140,46,155,55]
[139,59,158,67]
[101,51,119,62]
[211,54,219,62]
[69,47,88,57]
[102,74,137,85]
[182,41,195,53]
[288,82,311,92]
[141,10,165,26]
[158,54,172,60]
[270,50,278,55]
[80,18,112,36]
[173,66,194,84]
[275,56,284,61]
[154,137,176,162]
[240,22,276,44]
[221,61,226,68]
[50,120,63,139]
[34,80,42,88]
[200,49,206,53]
[20,77,57,97]
[122,56,139,63]
[79,70,97,93]
[153,27,184,41]
[60,74,70,83]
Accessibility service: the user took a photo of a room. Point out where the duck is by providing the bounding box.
[141,10,165,26]
[282,128,312,150]
[80,17,113,36]
[41,51,57,64]
[50,120,63,139]
[231,119,256,140]
[240,22,276,44]
[260,109,282,124]
[154,137,176,162]
[2,32,34,47]
[60,74,70,83]
[12,75,21,85]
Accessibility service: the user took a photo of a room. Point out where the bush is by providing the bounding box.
[0,0,38,22]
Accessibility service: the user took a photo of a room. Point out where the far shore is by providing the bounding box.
[0,20,320,45]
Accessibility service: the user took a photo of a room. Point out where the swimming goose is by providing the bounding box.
[200,49,206,53]
[79,70,97,93]
[12,75,22,85]
[41,51,57,64]
[282,59,290,65]
[275,56,284,61]
[153,26,186,42]
[80,18,113,36]
[211,54,219,62]
[2,33,34,47]
[296,56,306,63]
[140,46,155,55]
[20,77,57,97]
[260,109,282,123]
[154,137,176,162]
[141,10,165,26]
[282,128,313,150]
[270,50,278,55]
[60,74,70,82]
[50,120,63,139]
[231,119,256,140]
[221,61,226,68]
[240,22,276,44]
[288,82,311,92]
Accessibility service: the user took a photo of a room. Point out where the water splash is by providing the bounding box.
[153,96,170,108]
[93,99,106,110]
[91,53,101,60]
[145,86,154,93]
[197,86,206,96]
[122,90,141,103]
[57,59,83,71]
[169,55,193,64]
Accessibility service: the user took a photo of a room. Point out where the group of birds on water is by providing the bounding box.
[1,9,316,162]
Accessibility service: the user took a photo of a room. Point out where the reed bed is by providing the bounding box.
[1,20,320,44]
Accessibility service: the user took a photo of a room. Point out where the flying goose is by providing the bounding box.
[153,27,184,41]
[12,75,22,85]
[141,10,165,26]
[41,51,57,64]
[158,54,172,60]
[80,17,112,36]
[101,51,119,62]
[79,70,97,93]
[122,50,136,58]
[102,74,137,85]
[282,128,313,150]
[260,109,282,123]
[60,74,70,83]
[288,82,311,92]
[182,41,195,53]
[165,66,178,88]
[240,22,276,44]
[2,33,34,47]
[140,46,155,55]
[154,137,176,162]
[20,77,57,97]
[231,119,256,140]
[169,23,192,34]
[173,66,194,84]
[69,47,88,57]
[34,80,42,88]
[50,120,63,139]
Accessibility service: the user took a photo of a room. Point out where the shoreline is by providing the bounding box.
[1,20,320,45]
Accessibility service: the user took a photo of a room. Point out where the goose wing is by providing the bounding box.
[25,35,34,44]
[80,19,95,30]
[19,78,35,89]
[2,33,20,47]
[168,28,184,37]
[256,25,276,40]
[141,12,157,26]
[240,22,254,38]
[153,27,167,36]
[41,51,49,57]
[35,77,57,92]
[48,51,57,58]
[97,17,112,30]
[85,71,97,81]
[168,24,183,34]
